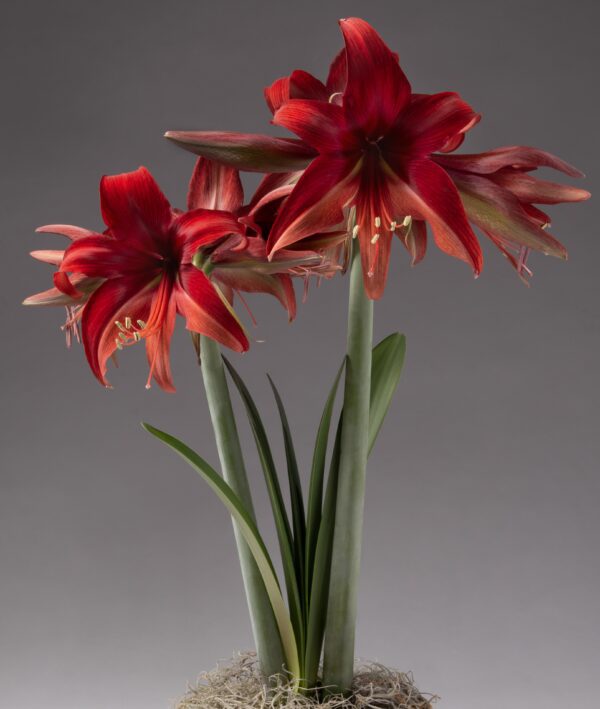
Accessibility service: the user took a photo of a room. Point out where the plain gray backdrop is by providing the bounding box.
[1,1,598,707]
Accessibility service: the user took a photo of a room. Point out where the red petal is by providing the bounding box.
[165,131,317,173]
[100,167,173,246]
[30,249,64,265]
[144,293,177,392]
[265,76,291,114]
[187,158,244,212]
[60,236,157,278]
[53,271,83,299]
[174,209,244,261]
[273,99,357,153]
[391,92,480,155]
[395,160,483,273]
[268,155,358,253]
[339,17,411,136]
[175,266,249,352]
[36,224,101,240]
[435,147,585,177]
[490,170,591,205]
[81,275,154,387]
[326,49,348,94]
[449,171,568,258]
[402,219,427,266]
[215,270,297,321]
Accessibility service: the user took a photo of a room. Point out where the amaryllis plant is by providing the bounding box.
[26,16,589,700]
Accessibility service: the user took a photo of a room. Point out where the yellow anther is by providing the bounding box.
[118,332,128,342]
[133,331,141,342]
[371,233,380,244]
[115,320,127,332]
[374,216,381,228]
[402,215,412,227]
[124,317,132,330]
[137,319,146,328]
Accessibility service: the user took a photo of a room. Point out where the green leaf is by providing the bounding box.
[267,375,306,619]
[142,423,300,682]
[304,360,344,607]
[223,357,305,664]
[303,416,343,690]
[368,333,406,455]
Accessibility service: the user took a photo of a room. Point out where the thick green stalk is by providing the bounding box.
[322,243,374,694]
[200,335,285,679]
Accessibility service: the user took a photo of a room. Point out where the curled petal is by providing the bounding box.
[435,146,585,177]
[268,155,359,254]
[265,70,329,113]
[187,158,244,212]
[175,265,249,353]
[165,131,317,173]
[100,167,173,245]
[174,209,245,261]
[392,92,480,155]
[273,99,357,153]
[339,17,411,136]
[23,275,102,306]
[81,275,155,387]
[401,219,427,266]
[326,49,348,94]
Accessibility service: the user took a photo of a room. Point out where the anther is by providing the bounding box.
[115,320,127,332]
[118,332,128,342]
[390,220,397,231]
[137,319,146,328]
[374,216,381,228]
[115,339,123,351]
[133,331,141,342]
[371,233,380,244]
[352,225,360,239]
[124,317,132,329]
[402,215,412,228]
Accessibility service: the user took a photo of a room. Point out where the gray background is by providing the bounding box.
[1,1,598,707]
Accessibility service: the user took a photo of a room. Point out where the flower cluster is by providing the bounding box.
[26,17,589,389]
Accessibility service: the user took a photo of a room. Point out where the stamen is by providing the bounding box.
[115,320,127,332]
[133,331,141,342]
[371,233,380,244]
[374,216,381,228]
[124,317,132,330]
[352,225,360,239]
[115,339,123,351]
[137,319,146,328]
[402,215,412,228]
[118,332,128,342]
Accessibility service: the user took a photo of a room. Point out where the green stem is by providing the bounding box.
[322,242,374,694]
[200,335,286,680]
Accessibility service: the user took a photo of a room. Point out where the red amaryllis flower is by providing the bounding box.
[166,18,483,299]
[35,167,249,391]
[433,147,590,281]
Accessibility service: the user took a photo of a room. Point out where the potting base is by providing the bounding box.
[176,652,437,708]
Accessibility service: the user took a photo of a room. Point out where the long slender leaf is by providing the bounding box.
[142,423,300,682]
[368,333,406,455]
[303,416,343,691]
[304,361,344,608]
[223,357,305,665]
[267,375,306,620]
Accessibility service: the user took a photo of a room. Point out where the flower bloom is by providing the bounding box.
[166,17,589,296]
[27,167,251,391]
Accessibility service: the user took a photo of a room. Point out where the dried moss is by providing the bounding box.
[176,652,437,708]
